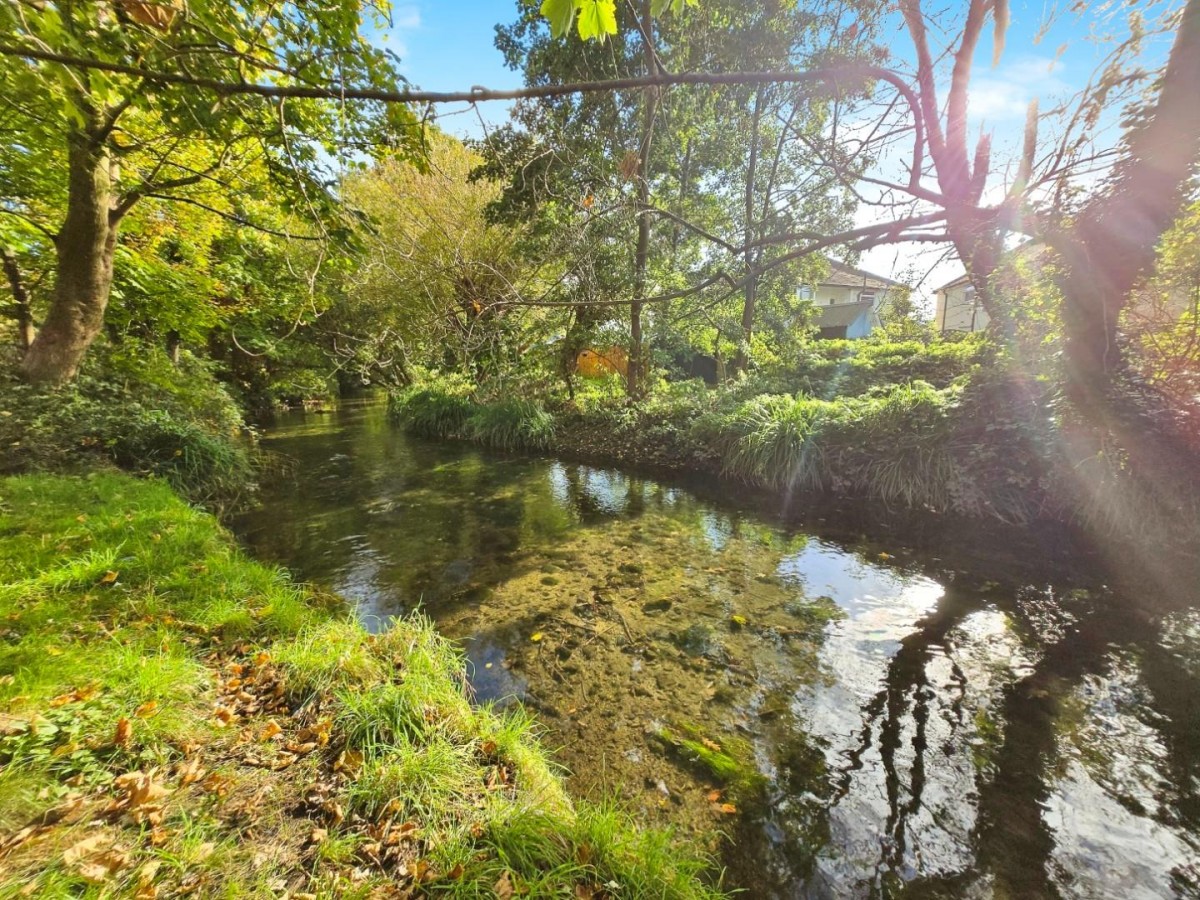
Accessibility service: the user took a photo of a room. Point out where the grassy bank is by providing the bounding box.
[0,474,724,899]
[387,346,1200,591]
[387,342,1042,525]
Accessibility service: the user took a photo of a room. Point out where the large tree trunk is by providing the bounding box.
[1,249,35,350]
[1055,0,1200,400]
[629,0,659,399]
[733,86,765,377]
[20,131,116,385]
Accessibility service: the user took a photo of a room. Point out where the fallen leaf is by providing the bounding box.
[64,832,129,883]
[258,720,282,741]
[701,738,721,752]
[113,771,170,824]
[114,717,133,748]
[99,571,119,585]
[446,863,465,880]
[177,755,206,787]
[706,790,723,802]
[134,701,159,719]
[718,802,737,815]
[494,871,515,900]
[137,860,161,886]
[333,749,363,776]
[530,632,544,643]
[481,741,498,757]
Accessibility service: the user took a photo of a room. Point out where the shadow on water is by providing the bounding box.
[234,402,1200,899]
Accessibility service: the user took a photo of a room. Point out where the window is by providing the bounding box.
[858,290,877,303]
[798,285,814,300]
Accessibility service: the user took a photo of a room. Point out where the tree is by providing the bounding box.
[338,134,548,385]
[0,0,412,384]
[892,0,1200,399]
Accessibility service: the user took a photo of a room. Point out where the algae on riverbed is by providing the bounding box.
[0,474,725,899]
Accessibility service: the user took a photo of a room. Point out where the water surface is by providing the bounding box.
[235,402,1200,899]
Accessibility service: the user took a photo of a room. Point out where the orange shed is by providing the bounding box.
[575,346,629,379]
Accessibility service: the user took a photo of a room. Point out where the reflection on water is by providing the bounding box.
[235,403,1200,899]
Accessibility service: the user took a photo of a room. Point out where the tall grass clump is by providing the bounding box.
[388,374,476,439]
[709,382,971,511]
[466,398,557,451]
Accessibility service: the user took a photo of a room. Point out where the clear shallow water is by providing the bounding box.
[234,402,1200,899]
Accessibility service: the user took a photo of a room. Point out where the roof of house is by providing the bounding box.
[816,301,875,329]
[935,273,973,292]
[818,260,905,290]
[935,241,1051,293]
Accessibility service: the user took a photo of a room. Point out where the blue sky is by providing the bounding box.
[369,2,522,138]
[371,1,1179,299]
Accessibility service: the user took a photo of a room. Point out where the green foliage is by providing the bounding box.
[466,399,558,451]
[540,0,695,40]
[390,377,557,452]
[388,375,477,440]
[788,333,992,398]
[706,382,964,509]
[0,342,256,509]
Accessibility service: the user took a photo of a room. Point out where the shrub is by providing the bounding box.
[707,382,972,511]
[388,374,475,439]
[0,342,257,510]
[466,398,557,451]
[788,333,991,397]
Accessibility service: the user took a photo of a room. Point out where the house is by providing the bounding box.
[934,243,1051,333]
[799,261,906,339]
[934,274,988,333]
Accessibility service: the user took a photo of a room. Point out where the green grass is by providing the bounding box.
[388,377,477,439]
[0,473,725,899]
[465,398,556,451]
[390,380,557,452]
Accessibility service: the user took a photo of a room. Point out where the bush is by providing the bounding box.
[388,374,475,439]
[390,376,558,452]
[466,398,556,451]
[788,333,991,397]
[700,382,975,511]
[0,342,257,510]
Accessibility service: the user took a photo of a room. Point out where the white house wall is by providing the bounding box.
[937,286,990,332]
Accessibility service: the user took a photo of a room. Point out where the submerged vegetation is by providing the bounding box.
[0,474,725,898]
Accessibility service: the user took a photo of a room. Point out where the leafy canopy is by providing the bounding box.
[540,0,696,41]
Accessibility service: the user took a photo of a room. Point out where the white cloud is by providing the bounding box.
[967,55,1072,125]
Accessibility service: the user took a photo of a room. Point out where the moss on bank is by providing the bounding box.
[0,474,725,899]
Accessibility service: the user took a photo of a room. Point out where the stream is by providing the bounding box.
[234,401,1200,899]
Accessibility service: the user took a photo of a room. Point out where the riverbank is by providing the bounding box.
[387,371,1200,610]
[0,473,725,898]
